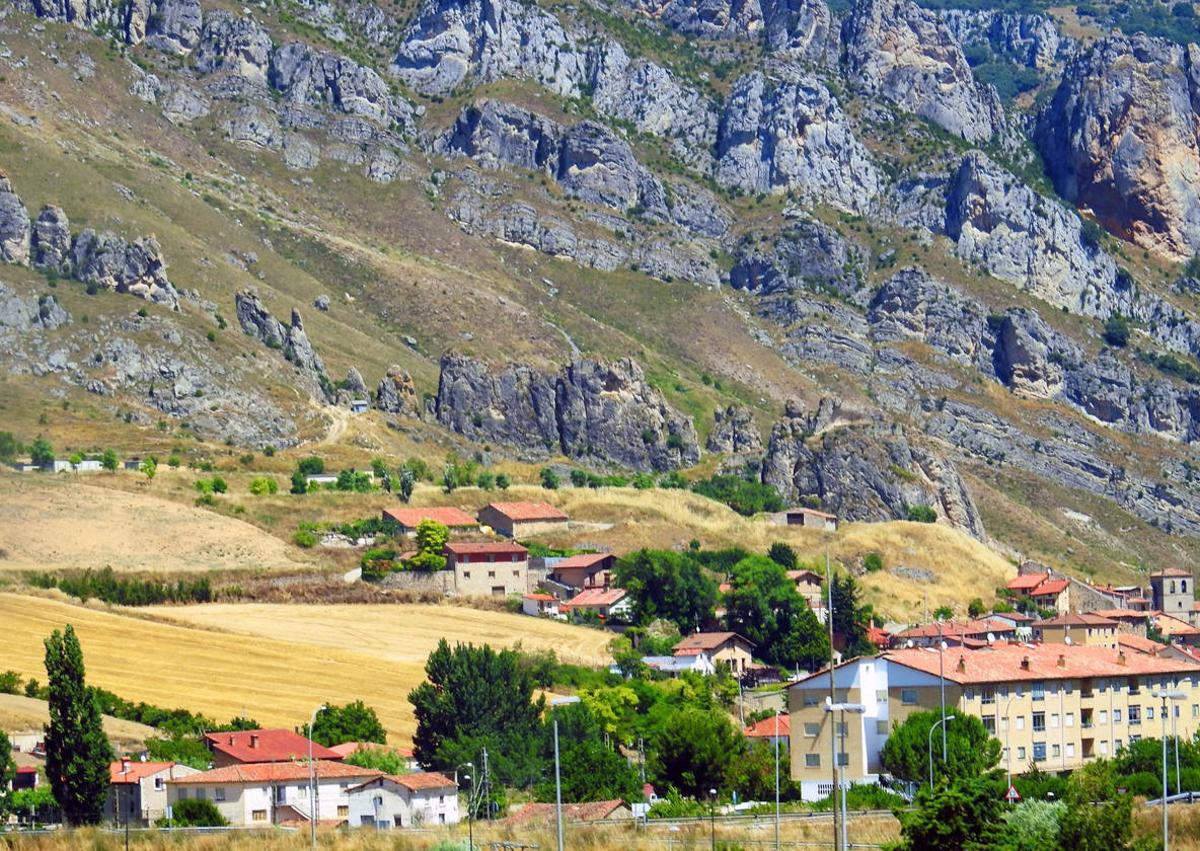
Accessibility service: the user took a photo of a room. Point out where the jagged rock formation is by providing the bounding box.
[761,403,986,538]
[866,268,992,371]
[707,406,763,455]
[376,365,420,416]
[0,284,70,331]
[938,9,1073,69]
[1036,35,1200,260]
[435,354,700,471]
[715,72,882,212]
[72,231,178,307]
[31,206,72,271]
[731,218,870,305]
[193,11,273,83]
[234,288,329,397]
[270,41,416,128]
[0,174,31,265]
[145,0,202,55]
[842,0,1005,142]
[944,151,1125,317]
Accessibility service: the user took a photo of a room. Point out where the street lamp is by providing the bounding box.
[774,708,783,851]
[551,696,580,851]
[1153,689,1186,851]
[927,715,956,788]
[1001,695,1017,791]
[457,762,474,850]
[826,700,866,851]
[709,788,717,851]
[308,703,326,851]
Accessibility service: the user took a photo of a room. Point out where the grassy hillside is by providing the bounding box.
[0,692,155,751]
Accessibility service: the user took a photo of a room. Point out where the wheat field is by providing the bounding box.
[0,594,610,744]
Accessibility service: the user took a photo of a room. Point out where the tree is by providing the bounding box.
[249,476,277,495]
[398,467,415,503]
[533,703,641,804]
[0,431,18,462]
[1055,760,1134,851]
[68,452,83,472]
[162,798,227,827]
[409,640,545,786]
[999,800,1066,851]
[407,519,449,572]
[896,776,1005,851]
[766,542,798,569]
[614,550,718,633]
[879,710,1001,786]
[933,605,954,621]
[43,625,113,825]
[650,707,738,798]
[831,575,874,657]
[30,436,54,467]
[1103,314,1130,348]
[723,555,827,670]
[967,598,986,618]
[0,730,14,820]
[100,449,119,473]
[496,473,511,490]
[442,463,458,493]
[540,467,560,489]
[139,456,157,481]
[691,475,783,516]
[290,469,308,495]
[310,700,386,747]
[297,456,325,475]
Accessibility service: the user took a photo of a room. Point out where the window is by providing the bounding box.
[1115,739,1123,751]
[1032,712,1045,732]
[488,570,496,578]
[1114,709,1122,724]
[1050,713,1059,729]
[1100,741,1108,756]
[876,690,887,702]
[1128,678,1140,695]
[252,810,267,823]
[1067,743,1075,758]
[1032,682,1046,701]
[439,814,446,824]
[1000,716,1008,732]
[805,754,821,768]
[276,786,286,803]
[982,715,996,734]
[836,753,849,767]
[513,570,520,577]
[1051,744,1061,758]
[1099,709,1108,724]
[876,720,888,735]
[803,693,820,707]
[803,723,820,737]
[463,571,471,579]
[1147,706,1155,721]
[835,722,848,737]
[1033,742,1047,762]
[1017,746,1026,761]
[178,789,188,801]
[901,689,918,705]
[338,806,349,818]
[1128,706,1141,727]
[982,686,994,704]
[155,778,165,791]
[214,788,226,802]
[1016,716,1026,731]
[1193,704,1198,719]
[195,789,206,801]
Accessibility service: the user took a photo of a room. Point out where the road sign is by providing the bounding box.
[1005,785,1021,803]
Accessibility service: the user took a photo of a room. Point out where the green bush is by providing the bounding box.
[297,456,325,475]
[293,529,318,548]
[692,475,784,516]
[249,476,278,496]
[160,798,227,827]
[863,552,884,573]
[906,504,937,523]
[541,467,560,489]
[1103,314,1130,347]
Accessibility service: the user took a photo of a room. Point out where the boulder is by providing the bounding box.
[72,230,178,307]
[31,205,71,272]
[0,173,31,266]
[376,365,419,415]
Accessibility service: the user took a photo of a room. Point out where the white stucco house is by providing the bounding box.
[347,772,461,828]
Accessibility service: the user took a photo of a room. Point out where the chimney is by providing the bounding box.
[1057,654,1066,669]
[1117,651,1127,666]
[1020,655,1031,671]
[956,655,966,674]
[228,735,235,746]
[121,757,130,775]
[250,734,260,749]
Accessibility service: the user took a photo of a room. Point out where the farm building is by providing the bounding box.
[522,593,560,617]
[203,729,341,768]
[548,552,616,591]
[673,632,755,675]
[560,587,631,621]
[381,506,479,535]
[444,541,529,597]
[477,501,569,537]
[772,508,837,531]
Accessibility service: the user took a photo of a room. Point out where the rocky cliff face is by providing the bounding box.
[1036,35,1200,260]
[842,0,1005,142]
[938,9,1073,69]
[707,405,763,455]
[0,174,31,265]
[235,288,330,398]
[435,353,700,470]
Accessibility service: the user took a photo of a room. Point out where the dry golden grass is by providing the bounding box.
[0,471,316,574]
[0,693,155,751]
[0,593,609,745]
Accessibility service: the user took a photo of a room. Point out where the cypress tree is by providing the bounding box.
[44,625,113,825]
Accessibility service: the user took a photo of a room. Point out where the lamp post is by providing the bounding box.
[308,703,326,851]
[457,762,474,850]
[825,700,866,851]
[551,696,580,851]
[937,618,947,764]
[1153,689,1186,851]
[1002,695,1017,791]
[709,788,717,851]
[774,708,782,851]
[927,715,956,788]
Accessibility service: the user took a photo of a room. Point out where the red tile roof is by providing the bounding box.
[1006,573,1049,592]
[1154,613,1200,637]
[523,593,557,602]
[327,742,412,760]
[481,501,569,522]
[1093,609,1151,621]
[552,553,612,570]
[877,643,1200,684]
[110,762,176,784]
[786,570,824,585]
[562,587,627,608]
[444,541,528,556]
[1118,634,1166,655]
[788,507,836,519]
[383,506,478,528]
[1152,567,1192,578]
[1032,579,1069,597]
[867,626,891,648]
[203,729,341,764]
[170,760,378,785]
[390,772,456,791]
[505,800,627,825]
[1033,614,1117,628]
[743,714,790,738]
[894,618,1014,641]
[673,632,754,653]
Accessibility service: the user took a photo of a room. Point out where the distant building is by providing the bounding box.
[548,553,617,592]
[787,570,825,611]
[744,714,790,751]
[349,400,370,414]
[505,800,632,826]
[327,742,418,772]
[522,593,560,618]
[13,766,39,790]
[560,587,631,621]
[641,654,716,676]
[443,541,529,597]
[203,729,342,768]
[477,501,569,538]
[891,618,1017,649]
[1032,614,1118,648]
[106,760,199,826]
[347,772,460,828]
[1150,568,1195,619]
[673,632,755,675]
[381,506,479,535]
[773,508,838,532]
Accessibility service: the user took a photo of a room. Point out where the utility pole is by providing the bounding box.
[826,547,838,851]
[937,619,947,765]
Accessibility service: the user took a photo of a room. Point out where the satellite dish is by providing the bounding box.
[1065,636,1072,645]
[906,640,914,648]
[987,633,995,644]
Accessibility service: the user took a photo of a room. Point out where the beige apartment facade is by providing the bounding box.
[788,644,1200,799]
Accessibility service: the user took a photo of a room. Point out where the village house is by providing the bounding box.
[786,570,825,610]
[890,618,1017,649]
[381,506,479,536]
[12,766,39,790]
[521,593,560,618]
[673,632,755,675]
[477,501,569,538]
[346,772,460,828]
[105,759,200,826]
[560,587,631,621]
[744,714,790,752]
[167,761,381,826]
[787,643,1200,800]
[443,541,529,597]
[328,742,419,772]
[203,729,342,768]
[640,653,716,676]
[1154,612,1200,646]
[773,508,838,532]
[1032,614,1119,648]
[547,553,617,592]
[1090,609,1151,636]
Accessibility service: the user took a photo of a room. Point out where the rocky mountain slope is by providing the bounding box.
[4,0,1200,581]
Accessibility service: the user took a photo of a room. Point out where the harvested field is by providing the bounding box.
[0,692,155,751]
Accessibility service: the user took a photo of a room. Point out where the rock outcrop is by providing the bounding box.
[72,230,179,308]
[234,288,329,397]
[376,365,420,416]
[193,11,273,84]
[842,0,1005,142]
[707,405,763,455]
[0,284,70,330]
[435,353,700,471]
[715,72,882,213]
[731,218,869,305]
[31,206,72,272]
[145,0,202,55]
[939,10,1072,69]
[1036,35,1200,260]
[0,174,31,265]
[270,42,416,129]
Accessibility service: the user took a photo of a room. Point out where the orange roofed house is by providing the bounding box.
[381,506,479,535]
[477,501,568,537]
[1005,573,1070,615]
[674,632,755,675]
[105,759,200,825]
[787,642,1200,800]
[347,772,460,828]
[443,541,529,596]
[203,729,342,768]
[548,552,617,593]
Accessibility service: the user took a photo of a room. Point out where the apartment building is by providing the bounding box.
[788,643,1200,800]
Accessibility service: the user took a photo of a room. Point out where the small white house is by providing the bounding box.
[347,773,460,828]
[641,653,716,676]
[522,593,560,618]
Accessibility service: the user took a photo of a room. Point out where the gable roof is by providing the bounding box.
[673,632,754,654]
[170,760,377,785]
[444,541,528,556]
[382,506,478,528]
[786,570,823,585]
[203,729,341,764]
[562,587,628,608]
[1006,573,1049,592]
[1031,578,1069,597]
[327,742,413,760]
[505,800,627,825]
[743,714,791,738]
[1154,613,1200,637]
[879,643,1200,684]
[786,507,836,519]
[552,553,613,570]
[1033,614,1117,628]
[481,501,568,522]
[1118,634,1166,655]
[391,771,456,791]
[110,761,176,784]
[1152,567,1192,578]
[1091,609,1150,621]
